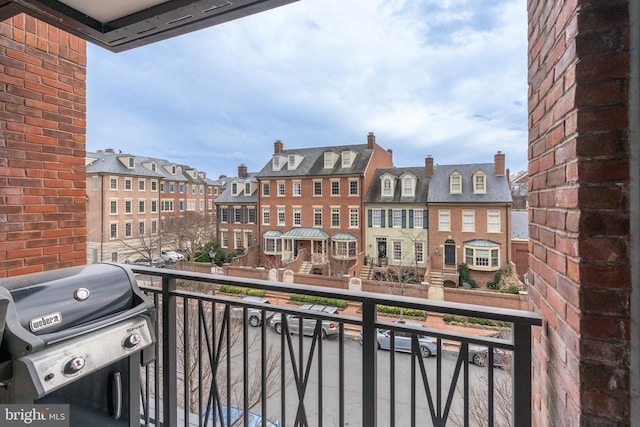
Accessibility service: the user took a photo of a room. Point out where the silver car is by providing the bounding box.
[468,331,512,367]
[228,296,274,327]
[269,304,339,339]
[362,319,438,358]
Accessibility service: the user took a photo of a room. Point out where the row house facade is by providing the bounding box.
[86,150,220,263]
[214,165,259,253]
[254,133,394,274]
[426,152,512,286]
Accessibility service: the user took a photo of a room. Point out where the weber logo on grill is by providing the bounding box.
[29,312,62,332]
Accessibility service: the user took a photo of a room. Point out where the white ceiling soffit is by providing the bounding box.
[0,0,299,52]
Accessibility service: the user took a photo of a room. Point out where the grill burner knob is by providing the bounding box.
[123,333,141,349]
[64,357,85,375]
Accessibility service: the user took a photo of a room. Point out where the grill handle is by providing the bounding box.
[109,371,122,420]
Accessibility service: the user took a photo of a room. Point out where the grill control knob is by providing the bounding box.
[123,333,141,349]
[64,357,85,375]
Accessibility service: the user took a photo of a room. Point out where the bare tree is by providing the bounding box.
[119,232,162,264]
[162,212,215,260]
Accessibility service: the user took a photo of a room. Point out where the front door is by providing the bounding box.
[444,241,456,266]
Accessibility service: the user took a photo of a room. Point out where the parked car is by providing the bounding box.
[228,296,274,327]
[468,331,512,368]
[360,319,438,358]
[269,304,339,339]
[206,405,280,427]
[161,250,184,262]
[132,257,165,268]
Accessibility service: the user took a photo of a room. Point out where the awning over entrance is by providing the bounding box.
[281,228,329,240]
[0,0,299,52]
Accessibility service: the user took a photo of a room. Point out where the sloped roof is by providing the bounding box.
[255,144,373,178]
[364,167,430,204]
[281,228,329,239]
[427,163,512,203]
[86,151,163,178]
[214,172,259,204]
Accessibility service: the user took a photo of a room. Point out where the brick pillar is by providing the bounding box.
[0,14,87,277]
[528,1,631,426]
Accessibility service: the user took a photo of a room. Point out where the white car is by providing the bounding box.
[161,250,184,262]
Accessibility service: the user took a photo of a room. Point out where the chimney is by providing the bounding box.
[274,140,283,154]
[219,174,227,179]
[494,151,506,176]
[367,132,375,149]
[238,164,247,178]
[105,148,115,153]
[425,156,434,177]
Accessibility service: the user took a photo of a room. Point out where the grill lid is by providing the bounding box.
[0,263,155,356]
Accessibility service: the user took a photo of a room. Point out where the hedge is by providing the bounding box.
[289,294,348,309]
[218,285,265,297]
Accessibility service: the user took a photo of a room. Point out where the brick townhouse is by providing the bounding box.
[255,133,393,274]
[427,151,513,287]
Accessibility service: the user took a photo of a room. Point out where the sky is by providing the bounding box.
[86,0,528,180]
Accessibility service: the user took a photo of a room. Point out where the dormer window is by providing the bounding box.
[272,155,287,171]
[341,150,355,168]
[244,182,251,195]
[450,171,462,194]
[401,174,417,197]
[150,163,156,172]
[383,178,392,197]
[171,165,176,175]
[128,157,135,168]
[324,152,337,169]
[473,171,487,193]
[288,155,295,168]
[231,182,238,195]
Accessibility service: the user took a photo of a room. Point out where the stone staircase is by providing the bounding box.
[429,270,443,287]
[360,264,372,281]
[298,261,312,274]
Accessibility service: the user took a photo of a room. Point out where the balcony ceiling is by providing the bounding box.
[0,0,299,52]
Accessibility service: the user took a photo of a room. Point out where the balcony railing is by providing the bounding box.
[132,266,541,427]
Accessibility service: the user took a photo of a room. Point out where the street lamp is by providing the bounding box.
[0,0,299,52]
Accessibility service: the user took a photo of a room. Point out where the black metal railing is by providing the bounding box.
[132,266,541,427]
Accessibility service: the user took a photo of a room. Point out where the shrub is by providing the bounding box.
[218,285,265,297]
[458,263,477,288]
[377,305,427,319]
[289,294,348,309]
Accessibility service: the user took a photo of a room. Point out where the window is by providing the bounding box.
[331,180,340,196]
[372,209,382,227]
[450,172,462,194]
[221,231,228,248]
[234,208,242,223]
[161,200,173,212]
[125,222,132,237]
[262,181,270,196]
[392,241,402,262]
[231,183,237,195]
[92,176,99,190]
[191,186,196,194]
[264,237,282,254]
[234,232,243,250]
[465,244,500,270]
[488,210,500,232]
[169,183,175,193]
[248,208,256,224]
[138,180,145,191]
[474,172,486,193]
[139,200,146,214]
[402,177,413,196]
[288,155,296,169]
[200,186,204,194]
[324,152,334,168]
[138,221,145,236]
[220,207,229,223]
[349,180,358,195]
[414,242,424,263]
[187,200,195,211]
[277,182,285,196]
[438,209,451,231]
[334,241,356,258]
[110,223,117,239]
[262,207,270,225]
[277,207,286,226]
[110,178,117,190]
[313,181,322,196]
[331,208,340,227]
[111,252,118,262]
[245,182,251,195]
[151,220,157,234]
[292,181,301,197]
[125,200,132,214]
[382,178,392,196]
[462,209,475,232]
[151,181,157,191]
[350,208,359,228]
[342,151,352,167]
[110,200,118,214]
[293,208,302,226]
[314,208,322,226]
[124,178,132,191]
[128,158,135,168]
[392,209,402,228]
[150,163,156,172]
[413,209,423,229]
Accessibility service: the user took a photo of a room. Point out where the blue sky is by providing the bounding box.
[86,0,528,179]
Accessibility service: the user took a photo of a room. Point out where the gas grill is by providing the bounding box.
[0,263,156,426]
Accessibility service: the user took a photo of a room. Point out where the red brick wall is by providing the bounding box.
[528,1,631,425]
[0,14,87,277]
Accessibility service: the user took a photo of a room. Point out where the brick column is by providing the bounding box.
[0,14,87,277]
[528,1,631,425]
